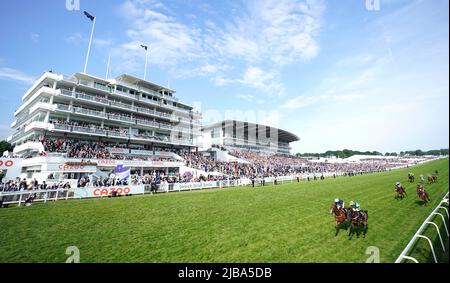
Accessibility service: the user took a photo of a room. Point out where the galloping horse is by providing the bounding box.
[348,210,369,239]
[330,203,349,236]
[408,173,415,183]
[395,186,407,199]
[432,174,438,183]
[417,189,430,203]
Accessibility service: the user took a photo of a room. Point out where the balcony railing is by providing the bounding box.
[136,119,159,128]
[114,89,138,100]
[108,113,135,124]
[111,101,134,111]
[54,104,177,131]
[60,89,74,97]
[77,92,109,105]
[73,107,106,118]
[53,123,71,131]
[56,104,71,112]
[107,130,129,138]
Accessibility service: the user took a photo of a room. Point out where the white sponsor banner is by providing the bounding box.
[172,181,217,191]
[0,158,23,182]
[97,159,183,168]
[130,149,154,156]
[72,185,145,198]
[106,147,129,155]
[0,158,22,169]
[47,164,97,173]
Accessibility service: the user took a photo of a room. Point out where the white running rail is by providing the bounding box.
[395,191,449,263]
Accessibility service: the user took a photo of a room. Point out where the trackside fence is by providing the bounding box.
[0,170,424,208]
[0,175,301,207]
[395,191,449,263]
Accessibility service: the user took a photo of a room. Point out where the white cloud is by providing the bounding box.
[0,67,36,85]
[114,0,325,97]
[94,38,113,47]
[30,33,40,43]
[236,93,254,102]
[65,32,85,45]
[238,67,285,96]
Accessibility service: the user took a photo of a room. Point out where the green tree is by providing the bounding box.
[0,140,13,154]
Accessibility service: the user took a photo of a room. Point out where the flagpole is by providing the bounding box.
[84,17,96,74]
[105,53,111,79]
[144,47,149,81]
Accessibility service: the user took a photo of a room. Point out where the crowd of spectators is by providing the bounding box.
[0,178,71,192]
[36,137,181,162]
[180,149,405,179]
[6,136,427,189]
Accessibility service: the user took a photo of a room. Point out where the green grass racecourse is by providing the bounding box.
[0,158,448,263]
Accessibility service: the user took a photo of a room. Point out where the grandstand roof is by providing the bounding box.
[114,74,176,94]
[203,120,300,143]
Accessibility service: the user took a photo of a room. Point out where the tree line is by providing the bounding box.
[296,148,449,158]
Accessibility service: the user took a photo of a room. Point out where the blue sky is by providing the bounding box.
[0,0,448,153]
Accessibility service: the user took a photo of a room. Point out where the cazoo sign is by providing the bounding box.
[72,185,145,198]
[0,160,14,167]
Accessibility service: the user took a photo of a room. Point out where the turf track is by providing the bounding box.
[0,158,448,263]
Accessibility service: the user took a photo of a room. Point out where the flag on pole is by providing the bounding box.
[140,44,148,51]
[84,11,95,21]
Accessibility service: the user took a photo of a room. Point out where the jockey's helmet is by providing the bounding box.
[349,201,355,207]
[334,198,339,203]
[396,181,400,186]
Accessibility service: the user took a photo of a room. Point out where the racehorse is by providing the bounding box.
[330,203,349,236]
[348,209,369,239]
[432,175,438,183]
[418,189,430,204]
[427,175,437,184]
[395,186,407,199]
[408,173,415,183]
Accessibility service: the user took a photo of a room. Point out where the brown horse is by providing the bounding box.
[395,186,407,199]
[330,203,349,236]
[417,189,430,203]
[348,209,369,239]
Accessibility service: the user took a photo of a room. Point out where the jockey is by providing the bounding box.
[349,201,361,211]
[416,183,427,196]
[420,174,425,182]
[334,198,345,210]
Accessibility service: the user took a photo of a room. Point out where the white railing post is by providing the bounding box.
[416,235,438,263]
[400,255,419,263]
[438,206,449,218]
[18,192,23,207]
[395,191,449,263]
[432,212,449,236]
[425,221,446,252]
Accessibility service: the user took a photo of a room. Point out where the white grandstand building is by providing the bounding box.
[201,120,300,155]
[5,71,202,183]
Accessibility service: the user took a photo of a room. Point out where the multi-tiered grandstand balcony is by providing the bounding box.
[8,71,202,157]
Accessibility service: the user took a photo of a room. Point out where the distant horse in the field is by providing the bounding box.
[427,175,437,184]
[432,175,437,183]
[408,173,415,183]
[348,210,369,239]
[395,186,407,199]
[330,203,349,236]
